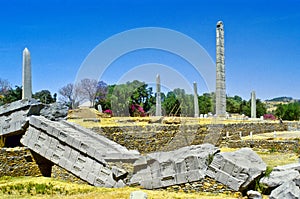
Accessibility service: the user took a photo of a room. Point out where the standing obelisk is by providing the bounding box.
[215,21,226,117]
[22,48,32,99]
[156,74,162,116]
[251,91,256,118]
[193,82,199,117]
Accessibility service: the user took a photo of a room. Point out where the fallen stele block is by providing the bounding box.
[21,116,140,187]
[130,143,219,189]
[205,148,267,191]
[0,99,43,137]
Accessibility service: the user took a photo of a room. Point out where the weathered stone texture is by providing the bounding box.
[92,122,288,154]
[21,116,140,187]
[260,169,300,188]
[22,48,32,100]
[40,102,69,121]
[269,181,300,199]
[224,140,299,153]
[130,143,219,189]
[0,147,42,177]
[206,148,266,191]
[215,21,226,117]
[0,99,43,147]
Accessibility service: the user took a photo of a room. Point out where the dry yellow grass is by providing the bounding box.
[242,131,300,140]
[220,147,299,168]
[0,176,240,199]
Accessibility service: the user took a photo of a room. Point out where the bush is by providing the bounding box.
[263,114,276,120]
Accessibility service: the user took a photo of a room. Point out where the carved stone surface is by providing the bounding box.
[269,181,300,199]
[206,148,266,191]
[0,99,43,136]
[21,116,140,187]
[215,21,226,117]
[193,82,199,118]
[130,143,219,189]
[260,169,300,188]
[273,162,300,172]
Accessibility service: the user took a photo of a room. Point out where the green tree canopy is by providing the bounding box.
[33,90,56,104]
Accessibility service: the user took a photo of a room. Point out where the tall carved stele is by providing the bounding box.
[251,91,256,118]
[155,74,162,116]
[215,21,226,117]
[193,82,199,117]
[22,48,32,99]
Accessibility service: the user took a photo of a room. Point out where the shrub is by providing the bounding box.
[103,109,113,116]
[263,114,276,120]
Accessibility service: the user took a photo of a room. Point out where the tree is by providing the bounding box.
[0,85,22,105]
[108,80,154,116]
[226,97,241,113]
[59,83,75,107]
[78,78,98,107]
[198,93,213,114]
[256,99,267,117]
[275,102,300,121]
[162,91,181,116]
[240,99,266,117]
[33,90,56,104]
[0,78,11,95]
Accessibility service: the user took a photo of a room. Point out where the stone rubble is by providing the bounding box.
[260,162,300,198]
[40,102,69,121]
[260,169,300,188]
[130,143,219,189]
[269,181,300,199]
[206,148,267,191]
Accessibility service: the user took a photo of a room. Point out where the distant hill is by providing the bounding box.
[266,96,293,102]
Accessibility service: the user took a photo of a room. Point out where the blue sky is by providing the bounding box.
[0,0,299,100]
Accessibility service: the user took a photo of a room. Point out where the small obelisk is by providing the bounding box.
[251,91,256,118]
[215,21,226,117]
[193,82,199,117]
[22,48,32,99]
[155,74,162,116]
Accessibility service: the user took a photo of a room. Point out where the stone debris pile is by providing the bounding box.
[260,162,300,199]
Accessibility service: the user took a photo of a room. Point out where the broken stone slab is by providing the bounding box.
[273,162,300,172]
[260,169,300,188]
[130,191,148,199]
[206,148,266,191]
[247,190,262,199]
[294,177,300,187]
[21,116,134,187]
[130,143,219,189]
[269,181,300,199]
[26,116,140,162]
[0,99,43,136]
[40,102,69,121]
[0,99,42,116]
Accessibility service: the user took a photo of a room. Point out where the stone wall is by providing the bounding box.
[223,140,299,153]
[0,147,42,177]
[0,147,85,183]
[220,122,287,136]
[91,122,288,154]
[287,122,300,131]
